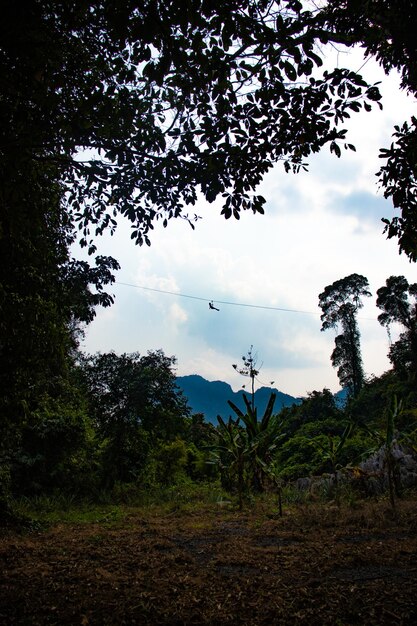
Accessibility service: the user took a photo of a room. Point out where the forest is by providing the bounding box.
[1,1,417,623]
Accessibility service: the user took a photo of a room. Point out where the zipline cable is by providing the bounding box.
[114,281,378,321]
[115,281,319,316]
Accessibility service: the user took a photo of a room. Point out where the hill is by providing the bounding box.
[176,375,302,424]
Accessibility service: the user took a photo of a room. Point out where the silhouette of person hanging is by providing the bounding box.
[209,301,219,311]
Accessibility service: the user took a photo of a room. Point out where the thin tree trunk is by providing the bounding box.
[238,457,244,511]
[387,453,396,515]
[277,484,283,517]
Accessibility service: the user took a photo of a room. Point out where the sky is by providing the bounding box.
[78,47,416,398]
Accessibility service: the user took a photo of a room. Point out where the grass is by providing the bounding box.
[10,481,417,530]
[13,495,127,526]
[11,481,231,525]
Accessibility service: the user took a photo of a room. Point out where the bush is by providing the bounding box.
[155,439,188,486]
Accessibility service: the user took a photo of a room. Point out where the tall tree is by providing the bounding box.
[319,274,371,397]
[0,156,118,508]
[376,275,417,380]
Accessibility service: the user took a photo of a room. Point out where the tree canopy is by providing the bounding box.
[2,0,387,248]
[2,1,416,262]
[377,276,417,380]
[77,350,190,486]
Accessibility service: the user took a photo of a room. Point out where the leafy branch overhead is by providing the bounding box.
[2,0,386,251]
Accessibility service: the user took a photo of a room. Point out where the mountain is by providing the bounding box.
[176,375,302,424]
[334,387,349,407]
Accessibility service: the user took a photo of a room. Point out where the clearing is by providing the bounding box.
[1,499,417,625]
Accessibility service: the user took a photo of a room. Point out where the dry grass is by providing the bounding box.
[1,495,417,624]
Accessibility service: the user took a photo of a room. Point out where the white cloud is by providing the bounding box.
[169,302,188,326]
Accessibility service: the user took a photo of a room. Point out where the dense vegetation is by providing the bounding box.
[2,280,416,519]
[1,1,417,521]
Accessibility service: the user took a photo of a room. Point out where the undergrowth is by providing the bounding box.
[9,481,417,530]
[11,481,230,525]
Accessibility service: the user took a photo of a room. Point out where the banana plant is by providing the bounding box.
[227,392,283,492]
[211,414,249,510]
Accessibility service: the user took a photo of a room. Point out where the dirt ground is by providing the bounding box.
[1,499,417,625]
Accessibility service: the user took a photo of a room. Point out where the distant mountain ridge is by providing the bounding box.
[176,374,302,424]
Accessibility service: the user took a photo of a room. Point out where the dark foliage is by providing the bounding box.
[377,276,417,382]
[78,350,190,486]
[319,274,371,397]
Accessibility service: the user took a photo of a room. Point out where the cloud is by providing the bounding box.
[328,189,396,228]
[169,302,188,325]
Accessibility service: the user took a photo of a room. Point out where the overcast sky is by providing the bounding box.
[78,48,416,398]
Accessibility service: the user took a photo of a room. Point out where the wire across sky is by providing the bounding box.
[115,281,321,316]
[115,280,379,322]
